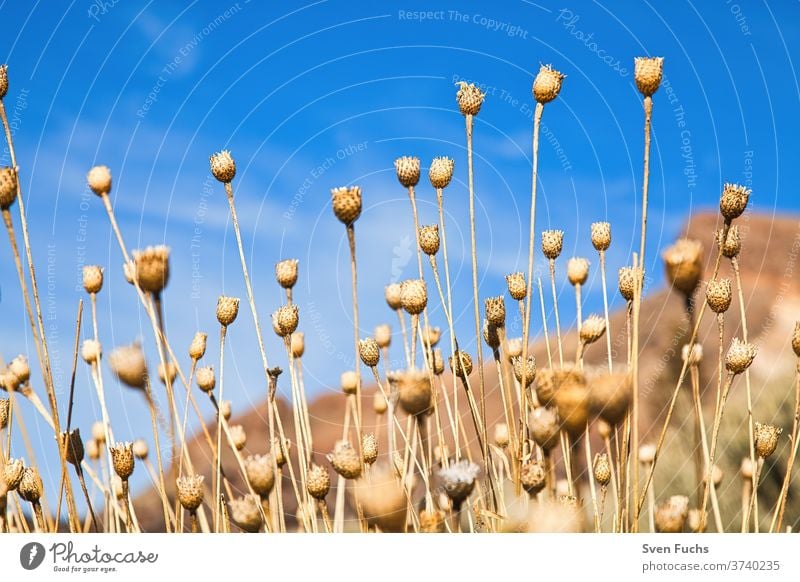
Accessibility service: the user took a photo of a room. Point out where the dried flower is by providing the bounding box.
[725,338,757,375]
[229,424,247,451]
[553,370,590,436]
[618,266,636,302]
[506,272,526,300]
[110,442,135,479]
[158,361,177,386]
[541,229,564,260]
[705,278,732,313]
[432,348,445,375]
[0,398,9,430]
[512,355,536,387]
[506,337,523,359]
[520,461,546,496]
[589,372,631,425]
[108,343,148,389]
[195,366,215,393]
[440,460,480,506]
[176,475,204,512]
[209,150,236,183]
[373,391,388,415]
[244,454,275,496]
[0,166,17,209]
[400,279,427,315]
[593,453,611,486]
[331,185,362,225]
[275,259,299,289]
[189,332,207,361]
[219,400,232,421]
[359,338,380,368]
[579,314,606,345]
[455,82,485,116]
[132,246,170,294]
[132,439,148,460]
[340,370,358,395]
[529,407,559,451]
[493,423,509,448]
[485,296,506,327]
[719,183,751,221]
[754,422,782,459]
[374,324,391,349]
[449,350,473,379]
[591,221,611,251]
[307,464,331,500]
[639,443,656,464]
[230,495,262,532]
[533,64,565,104]
[291,332,305,358]
[3,458,24,490]
[0,64,7,99]
[418,224,440,255]
[567,257,589,286]
[385,283,402,310]
[423,327,442,348]
[86,165,112,196]
[82,265,104,294]
[654,495,689,533]
[62,429,85,466]
[273,304,299,337]
[362,433,378,465]
[717,225,741,259]
[682,343,703,367]
[91,421,106,443]
[429,156,454,189]
[394,156,420,188]
[18,467,44,503]
[484,319,501,349]
[354,466,407,532]
[9,355,30,385]
[663,238,703,296]
[740,457,754,480]
[633,57,664,97]
[389,369,432,416]
[216,296,240,327]
[328,440,362,479]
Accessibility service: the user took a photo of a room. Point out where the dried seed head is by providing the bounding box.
[122,260,135,285]
[506,337,523,359]
[485,296,506,327]
[394,156,420,188]
[340,370,358,395]
[195,366,216,393]
[86,438,100,461]
[0,64,7,99]
[82,265,104,294]
[230,495,262,532]
[493,423,510,448]
[505,272,527,300]
[400,279,427,315]
[385,283,402,310]
[331,185,362,225]
[552,368,590,436]
[725,338,757,375]
[362,433,378,465]
[512,355,536,387]
[219,400,232,421]
[307,464,331,499]
[618,266,636,302]
[639,443,656,464]
[0,166,17,208]
[275,259,299,289]
[597,419,612,439]
[110,442,135,479]
[792,322,800,358]
[654,495,689,533]
[229,424,247,451]
[423,326,442,348]
[429,156,454,189]
[682,343,703,367]
[418,224,440,255]
[374,324,391,349]
[589,372,631,426]
[541,229,564,260]
[86,165,112,196]
[132,439,148,460]
[754,422,782,458]
[432,348,445,375]
[291,332,305,358]
[449,350,473,379]
[62,429,85,466]
[663,238,704,296]
[529,407,560,451]
[455,81,485,116]
[567,257,589,286]
[719,183,751,221]
[328,440,362,479]
[520,461,546,496]
[440,460,480,505]
[593,453,611,486]
[18,467,44,503]
[591,221,611,252]
[244,454,275,496]
[390,369,432,416]
[216,296,240,326]
[3,458,24,490]
[633,56,664,96]
[717,225,741,259]
[9,355,30,385]
[0,369,18,392]
[687,509,706,533]
[209,150,236,183]
[740,457,754,480]
[704,464,724,487]
[0,398,9,430]
[272,438,290,467]
[189,332,208,361]
[108,343,148,389]
[354,466,408,532]
[176,475,204,511]
[483,319,501,349]
[705,278,732,313]
[132,246,170,294]
[533,64,565,104]
[158,361,177,386]
[359,337,381,368]
[580,314,606,345]
[273,304,299,337]
[373,391,388,415]
[91,421,106,443]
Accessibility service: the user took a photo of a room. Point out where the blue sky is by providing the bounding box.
[1,1,798,493]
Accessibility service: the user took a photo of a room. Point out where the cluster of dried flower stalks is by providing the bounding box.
[0,57,797,534]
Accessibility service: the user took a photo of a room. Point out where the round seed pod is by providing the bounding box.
[274,304,299,337]
[705,278,732,313]
[272,438,290,467]
[400,279,427,315]
[108,343,148,389]
[533,64,565,104]
[418,224,440,255]
[86,438,100,461]
[83,265,104,294]
[275,259,299,289]
[740,457,754,481]
[420,509,446,533]
[663,238,703,296]
[176,475,204,512]
[579,315,606,345]
[62,429,85,467]
[86,165,112,196]
[449,350,473,379]
[385,283,402,310]
[110,442,135,479]
[512,355,536,388]
[596,419,612,440]
[216,296,240,327]
[520,461,546,496]
[307,464,331,499]
[440,460,479,505]
[394,156,420,188]
[567,257,589,286]
[506,338,523,359]
[340,370,358,395]
[132,439,148,460]
[493,423,510,448]
[591,221,611,252]
[618,266,636,302]
[354,466,408,532]
[361,433,378,465]
[589,372,631,426]
[0,65,7,99]
[219,400,232,421]
[230,495,261,533]
[719,183,751,221]
[506,272,526,300]
[0,166,16,209]
[9,355,30,385]
[681,343,703,367]
[328,440,362,479]
[704,464,724,488]
[291,332,305,358]
[535,367,584,408]
[18,467,44,503]
[792,322,800,358]
[209,150,236,183]
[331,185,362,225]
[633,56,664,97]
[229,424,247,451]
[244,454,275,496]
[541,229,564,260]
[133,246,170,294]
[654,495,689,533]
[593,453,611,486]
[485,296,506,327]
[687,508,706,533]
[359,338,380,368]
[551,368,589,436]
[374,324,391,349]
[0,369,18,392]
[195,366,216,393]
[725,338,757,375]
[432,348,445,375]
[455,82,485,116]
[3,458,24,490]
[529,407,559,451]
[91,421,106,443]
[429,156,454,189]
[390,369,432,417]
[0,398,9,430]
[373,391,388,415]
[122,260,136,285]
[639,443,656,464]
[717,225,741,259]
[423,327,441,349]
[189,331,207,361]
[158,361,177,386]
[754,422,782,459]
[484,319,501,350]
